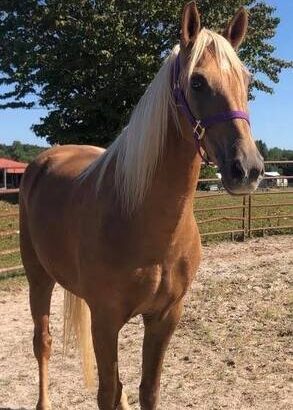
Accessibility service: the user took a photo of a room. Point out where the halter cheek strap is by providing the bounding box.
[172,54,250,164]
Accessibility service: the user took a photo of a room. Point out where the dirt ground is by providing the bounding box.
[0,236,292,410]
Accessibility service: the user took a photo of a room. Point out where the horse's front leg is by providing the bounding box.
[90,307,130,410]
[140,302,183,410]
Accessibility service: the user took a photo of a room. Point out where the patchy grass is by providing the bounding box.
[0,216,18,232]
[0,200,20,272]
[0,251,22,269]
[0,200,19,212]
[0,274,26,292]
[0,233,19,252]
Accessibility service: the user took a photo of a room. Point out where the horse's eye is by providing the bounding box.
[191,75,205,90]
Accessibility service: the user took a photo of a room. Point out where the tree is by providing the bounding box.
[0,0,292,146]
[198,165,219,190]
[264,146,293,175]
[0,141,45,162]
[267,147,293,175]
[255,139,269,160]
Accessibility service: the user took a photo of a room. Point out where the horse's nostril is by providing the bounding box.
[249,167,261,181]
[231,160,246,181]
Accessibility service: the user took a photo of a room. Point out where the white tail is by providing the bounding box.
[63,290,96,388]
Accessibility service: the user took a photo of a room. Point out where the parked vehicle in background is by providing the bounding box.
[259,171,288,189]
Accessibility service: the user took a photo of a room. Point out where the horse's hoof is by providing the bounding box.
[36,401,52,410]
[117,390,131,409]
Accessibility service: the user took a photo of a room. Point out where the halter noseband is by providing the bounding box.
[172,53,250,164]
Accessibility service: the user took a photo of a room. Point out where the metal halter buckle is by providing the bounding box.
[194,121,205,140]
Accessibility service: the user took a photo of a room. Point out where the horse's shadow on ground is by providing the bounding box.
[0,407,30,410]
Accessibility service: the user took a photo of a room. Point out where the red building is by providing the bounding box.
[0,158,28,189]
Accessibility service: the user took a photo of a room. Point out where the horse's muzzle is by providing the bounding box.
[221,154,264,195]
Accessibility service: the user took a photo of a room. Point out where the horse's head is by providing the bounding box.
[178,2,264,194]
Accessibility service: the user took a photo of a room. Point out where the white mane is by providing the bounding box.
[80,29,248,214]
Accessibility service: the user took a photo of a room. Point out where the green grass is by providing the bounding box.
[0,200,21,273]
[0,233,19,252]
[0,251,22,269]
[0,200,19,214]
[194,189,293,241]
[0,200,19,246]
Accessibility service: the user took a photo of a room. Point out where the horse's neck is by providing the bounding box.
[89,120,201,260]
[142,121,201,222]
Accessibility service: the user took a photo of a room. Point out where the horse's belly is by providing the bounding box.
[24,190,83,293]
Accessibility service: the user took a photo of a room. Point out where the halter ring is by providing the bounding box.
[194,122,205,140]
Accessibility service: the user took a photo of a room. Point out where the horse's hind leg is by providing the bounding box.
[29,271,55,410]
[28,269,55,410]
[21,240,55,408]
[20,202,56,409]
[20,211,55,410]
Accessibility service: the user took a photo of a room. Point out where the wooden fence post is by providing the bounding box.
[3,168,7,189]
[248,194,252,238]
[242,195,246,241]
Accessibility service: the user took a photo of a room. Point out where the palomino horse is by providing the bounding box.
[20,2,264,409]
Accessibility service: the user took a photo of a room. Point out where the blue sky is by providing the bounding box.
[249,0,293,149]
[0,0,292,149]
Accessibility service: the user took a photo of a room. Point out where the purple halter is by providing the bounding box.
[172,54,250,163]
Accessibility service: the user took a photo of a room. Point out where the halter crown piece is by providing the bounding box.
[172,53,250,164]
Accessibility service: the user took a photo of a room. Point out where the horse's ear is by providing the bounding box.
[180,1,201,49]
[223,7,248,49]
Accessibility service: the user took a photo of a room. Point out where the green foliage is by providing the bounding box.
[267,147,293,175]
[199,165,218,179]
[0,0,292,146]
[199,165,218,190]
[255,139,269,160]
[255,140,293,161]
[0,141,45,163]
[255,139,293,175]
